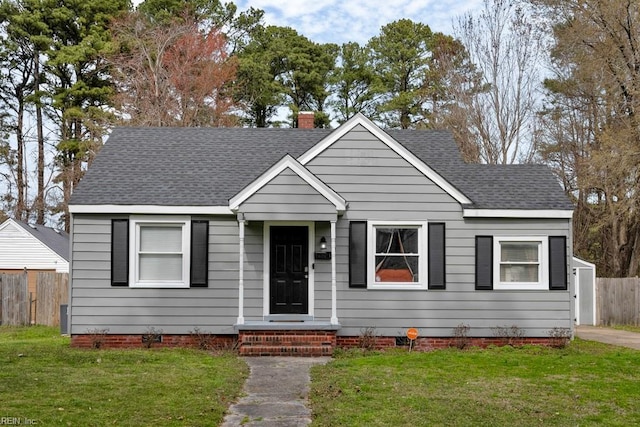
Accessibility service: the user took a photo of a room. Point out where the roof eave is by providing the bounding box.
[463,208,574,219]
[68,204,234,215]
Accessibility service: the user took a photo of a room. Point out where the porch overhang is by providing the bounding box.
[229,154,347,220]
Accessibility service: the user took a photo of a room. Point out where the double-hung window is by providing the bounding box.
[130,216,190,288]
[493,237,547,290]
[368,221,427,289]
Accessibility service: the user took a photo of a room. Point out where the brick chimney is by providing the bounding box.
[298,111,315,129]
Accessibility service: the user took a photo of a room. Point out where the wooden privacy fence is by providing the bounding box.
[597,278,640,326]
[0,273,29,325]
[35,272,69,327]
[0,272,69,326]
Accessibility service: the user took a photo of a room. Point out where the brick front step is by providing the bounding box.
[240,345,333,357]
[239,330,336,357]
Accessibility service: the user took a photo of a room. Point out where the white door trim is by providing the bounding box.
[263,221,315,317]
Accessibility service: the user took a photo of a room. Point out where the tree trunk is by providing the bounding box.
[35,50,45,225]
[15,98,26,222]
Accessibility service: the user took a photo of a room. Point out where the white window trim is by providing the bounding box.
[493,236,548,290]
[368,221,428,290]
[129,215,191,288]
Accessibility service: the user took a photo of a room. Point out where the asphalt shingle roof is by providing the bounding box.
[14,220,69,261]
[70,126,573,211]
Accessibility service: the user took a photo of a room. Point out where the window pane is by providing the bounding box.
[375,256,419,282]
[139,254,182,280]
[376,228,418,254]
[501,242,539,262]
[140,226,182,252]
[376,228,393,253]
[500,264,538,282]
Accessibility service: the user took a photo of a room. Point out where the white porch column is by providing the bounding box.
[237,217,245,324]
[330,220,339,325]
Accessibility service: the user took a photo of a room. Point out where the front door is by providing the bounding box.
[270,226,309,314]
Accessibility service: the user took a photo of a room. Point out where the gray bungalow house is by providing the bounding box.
[68,113,574,354]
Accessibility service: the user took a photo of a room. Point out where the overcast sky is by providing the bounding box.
[234,0,483,45]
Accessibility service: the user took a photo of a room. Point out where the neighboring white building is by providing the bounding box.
[0,218,69,299]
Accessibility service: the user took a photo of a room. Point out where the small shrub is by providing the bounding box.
[86,328,109,349]
[142,326,163,348]
[212,337,240,354]
[547,327,571,348]
[190,327,214,350]
[189,328,239,353]
[491,324,524,346]
[395,336,411,346]
[452,323,471,349]
[359,326,377,351]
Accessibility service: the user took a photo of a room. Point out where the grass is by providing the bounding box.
[310,341,640,426]
[0,326,248,426]
[608,324,640,333]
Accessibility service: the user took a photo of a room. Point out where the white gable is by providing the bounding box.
[0,219,68,272]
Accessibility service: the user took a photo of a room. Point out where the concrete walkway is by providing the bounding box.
[575,326,640,350]
[221,357,330,427]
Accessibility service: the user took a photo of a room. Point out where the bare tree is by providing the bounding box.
[455,0,544,164]
[110,12,238,127]
[425,33,483,162]
[110,12,190,126]
[534,0,640,277]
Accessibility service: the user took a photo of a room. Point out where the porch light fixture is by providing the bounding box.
[315,236,331,260]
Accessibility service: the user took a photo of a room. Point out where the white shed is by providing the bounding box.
[572,257,596,326]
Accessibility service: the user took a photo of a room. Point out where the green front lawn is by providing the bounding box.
[0,326,248,426]
[310,342,640,426]
[5,327,639,426]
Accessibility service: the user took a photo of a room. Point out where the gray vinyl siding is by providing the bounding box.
[304,125,573,337]
[70,214,245,335]
[242,222,264,319]
[313,222,334,320]
[328,219,572,337]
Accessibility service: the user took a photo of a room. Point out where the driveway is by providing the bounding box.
[575,326,640,350]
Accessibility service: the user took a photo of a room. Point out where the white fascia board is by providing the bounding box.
[463,209,574,219]
[68,204,233,215]
[229,154,347,211]
[298,113,472,205]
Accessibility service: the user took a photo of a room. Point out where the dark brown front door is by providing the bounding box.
[270,226,309,314]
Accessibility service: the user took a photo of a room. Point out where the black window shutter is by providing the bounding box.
[190,220,209,287]
[349,221,367,288]
[475,236,493,290]
[428,223,446,289]
[111,219,129,286]
[549,236,567,290]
